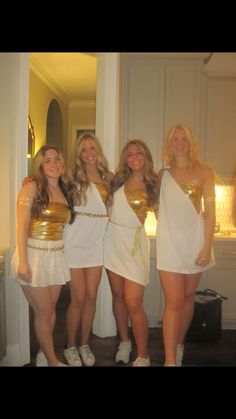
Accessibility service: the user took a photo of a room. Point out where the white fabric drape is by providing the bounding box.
[156,170,215,274]
[64,183,108,268]
[104,185,150,286]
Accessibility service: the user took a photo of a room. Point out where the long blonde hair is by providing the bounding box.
[72,132,111,205]
[163,123,200,167]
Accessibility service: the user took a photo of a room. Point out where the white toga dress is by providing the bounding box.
[104,185,150,286]
[64,183,108,268]
[156,170,215,274]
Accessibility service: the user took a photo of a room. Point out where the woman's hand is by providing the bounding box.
[195,247,211,267]
[17,261,32,283]
[22,176,34,187]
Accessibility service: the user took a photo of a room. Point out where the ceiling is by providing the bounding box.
[30,52,97,103]
[30,53,236,106]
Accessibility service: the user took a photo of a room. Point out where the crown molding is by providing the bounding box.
[121,52,211,60]
[69,100,96,109]
[203,53,236,77]
[30,56,70,106]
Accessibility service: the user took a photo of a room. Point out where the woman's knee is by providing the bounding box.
[165,297,184,312]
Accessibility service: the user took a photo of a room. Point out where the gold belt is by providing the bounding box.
[27,244,64,252]
[76,211,107,218]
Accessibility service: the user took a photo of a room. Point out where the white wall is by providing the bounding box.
[29,70,69,160]
[0,53,30,365]
[67,103,96,164]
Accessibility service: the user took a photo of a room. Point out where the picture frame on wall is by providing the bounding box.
[74,127,95,141]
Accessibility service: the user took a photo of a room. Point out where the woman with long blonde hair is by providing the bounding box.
[156,123,216,366]
[63,132,114,366]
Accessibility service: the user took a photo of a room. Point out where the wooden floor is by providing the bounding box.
[29,285,236,367]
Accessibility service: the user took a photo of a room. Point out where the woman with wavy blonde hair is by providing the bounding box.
[63,132,114,366]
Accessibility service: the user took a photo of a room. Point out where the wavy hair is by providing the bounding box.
[71,132,112,205]
[163,123,200,167]
[111,138,159,207]
[31,144,76,223]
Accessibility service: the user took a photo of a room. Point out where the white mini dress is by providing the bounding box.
[64,183,108,268]
[104,185,150,286]
[11,202,71,287]
[156,170,215,274]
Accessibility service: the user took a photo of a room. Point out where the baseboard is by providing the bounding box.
[222,320,236,330]
[0,343,30,366]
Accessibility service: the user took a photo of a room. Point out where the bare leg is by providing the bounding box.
[125,279,148,358]
[178,272,202,343]
[160,271,185,366]
[80,266,102,345]
[107,269,129,341]
[22,285,61,366]
[66,268,85,347]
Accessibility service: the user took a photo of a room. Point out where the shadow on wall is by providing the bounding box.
[46,99,63,151]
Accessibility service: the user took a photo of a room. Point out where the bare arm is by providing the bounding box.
[195,166,216,266]
[154,169,164,219]
[16,181,37,282]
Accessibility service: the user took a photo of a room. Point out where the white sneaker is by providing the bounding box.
[176,343,184,367]
[79,344,95,366]
[132,356,150,367]
[36,351,48,366]
[64,346,83,366]
[115,340,132,364]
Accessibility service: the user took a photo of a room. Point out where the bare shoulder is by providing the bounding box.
[196,163,216,189]
[157,168,166,182]
[200,163,215,179]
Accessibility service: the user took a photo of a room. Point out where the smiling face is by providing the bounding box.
[126,143,145,172]
[170,127,190,159]
[79,138,98,167]
[41,148,64,179]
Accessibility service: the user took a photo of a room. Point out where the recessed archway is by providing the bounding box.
[46,99,63,150]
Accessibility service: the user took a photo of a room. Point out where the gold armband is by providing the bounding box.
[204,196,215,202]
[18,196,33,206]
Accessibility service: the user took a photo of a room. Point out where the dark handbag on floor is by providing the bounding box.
[186,288,228,343]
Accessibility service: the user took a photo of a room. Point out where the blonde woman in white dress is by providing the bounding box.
[104,139,159,366]
[156,123,216,366]
[63,133,114,366]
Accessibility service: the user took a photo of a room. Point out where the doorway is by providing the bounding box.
[46,99,63,149]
